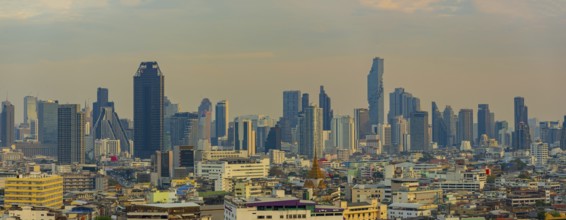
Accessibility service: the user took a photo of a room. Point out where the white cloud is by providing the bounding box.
[359,0,445,13]
[0,0,110,21]
[473,0,566,19]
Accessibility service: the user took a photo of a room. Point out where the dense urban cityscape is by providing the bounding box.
[0,57,564,220]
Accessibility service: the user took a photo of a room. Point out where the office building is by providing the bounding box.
[155,150,173,188]
[301,93,309,113]
[495,121,509,143]
[172,145,195,178]
[234,118,256,156]
[299,105,323,159]
[1,101,15,147]
[513,97,531,150]
[388,88,420,123]
[92,88,114,127]
[478,104,494,140]
[539,121,562,145]
[196,158,270,191]
[457,109,474,145]
[134,61,164,159]
[169,112,199,148]
[330,115,355,153]
[561,116,566,150]
[354,108,371,141]
[431,102,448,147]
[93,105,130,154]
[367,57,385,126]
[198,98,212,143]
[392,116,409,153]
[24,96,38,141]
[4,173,63,209]
[410,111,429,152]
[319,85,333,131]
[215,100,229,139]
[282,90,301,142]
[443,105,457,146]
[58,104,85,165]
[38,100,59,147]
[530,141,548,167]
[264,125,281,153]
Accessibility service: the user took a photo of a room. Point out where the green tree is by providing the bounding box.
[95,217,112,220]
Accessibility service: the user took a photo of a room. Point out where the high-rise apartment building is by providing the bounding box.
[299,106,323,159]
[264,125,282,153]
[410,111,429,152]
[367,57,385,126]
[170,112,199,148]
[301,93,309,113]
[331,115,355,153]
[457,109,474,145]
[38,100,59,147]
[198,98,212,142]
[57,104,85,165]
[215,100,229,139]
[561,116,566,150]
[24,96,38,141]
[392,116,409,153]
[443,105,457,146]
[478,104,494,139]
[235,118,256,156]
[354,108,371,142]
[1,101,15,147]
[432,102,448,147]
[133,61,164,159]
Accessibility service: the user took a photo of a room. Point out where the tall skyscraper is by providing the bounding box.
[319,86,333,131]
[264,125,281,153]
[299,105,323,159]
[198,98,212,142]
[495,121,509,144]
[561,116,566,150]
[133,61,164,159]
[477,104,493,139]
[301,93,309,113]
[170,112,199,148]
[23,96,38,140]
[410,111,429,152]
[57,104,85,165]
[1,101,15,147]
[234,118,256,156]
[282,90,301,142]
[163,96,179,150]
[388,88,421,122]
[330,115,355,153]
[443,105,457,146]
[457,109,474,145]
[92,88,114,125]
[431,102,448,147]
[38,100,59,147]
[392,116,409,153]
[215,100,229,139]
[354,108,371,141]
[513,97,531,150]
[367,57,385,126]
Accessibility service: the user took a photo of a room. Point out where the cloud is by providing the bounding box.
[473,0,566,19]
[0,0,120,21]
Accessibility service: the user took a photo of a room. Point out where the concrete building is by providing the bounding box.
[125,202,202,220]
[338,199,385,220]
[299,106,323,159]
[61,172,108,193]
[367,57,385,126]
[6,206,60,220]
[530,140,549,167]
[4,173,63,209]
[94,138,121,160]
[269,149,286,164]
[387,203,437,220]
[224,194,344,220]
[57,104,85,165]
[331,115,355,153]
[195,158,270,191]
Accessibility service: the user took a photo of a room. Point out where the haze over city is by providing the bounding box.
[1,0,565,125]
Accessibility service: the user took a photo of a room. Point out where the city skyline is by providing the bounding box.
[1,0,565,125]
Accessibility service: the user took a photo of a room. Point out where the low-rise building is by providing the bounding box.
[4,173,63,209]
[125,202,202,220]
[387,203,437,220]
[195,158,269,191]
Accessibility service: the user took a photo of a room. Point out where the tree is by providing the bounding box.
[95,217,112,220]
[269,166,285,177]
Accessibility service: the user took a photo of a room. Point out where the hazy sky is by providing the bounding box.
[1,0,565,125]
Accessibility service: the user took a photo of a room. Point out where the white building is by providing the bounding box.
[195,158,270,191]
[387,203,437,220]
[224,194,343,220]
[94,139,120,160]
[269,149,286,165]
[195,149,248,161]
[7,206,57,220]
[530,141,549,167]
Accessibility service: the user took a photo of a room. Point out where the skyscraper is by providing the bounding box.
[477,104,493,139]
[282,90,301,142]
[410,111,429,152]
[215,100,229,139]
[1,101,15,147]
[457,109,474,145]
[319,86,333,131]
[170,112,199,148]
[391,116,409,153]
[561,116,566,150]
[23,96,38,140]
[264,125,281,153]
[299,105,323,159]
[234,118,256,156]
[354,108,371,141]
[443,105,457,146]
[513,97,531,150]
[301,93,309,113]
[57,104,85,165]
[38,100,59,147]
[330,115,355,153]
[92,88,114,125]
[367,57,385,126]
[198,98,212,142]
[163,96,179,150]
[388,88,421,122]
[495,121,509,144]
[133,61,164,159]
[431,102,448,147]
